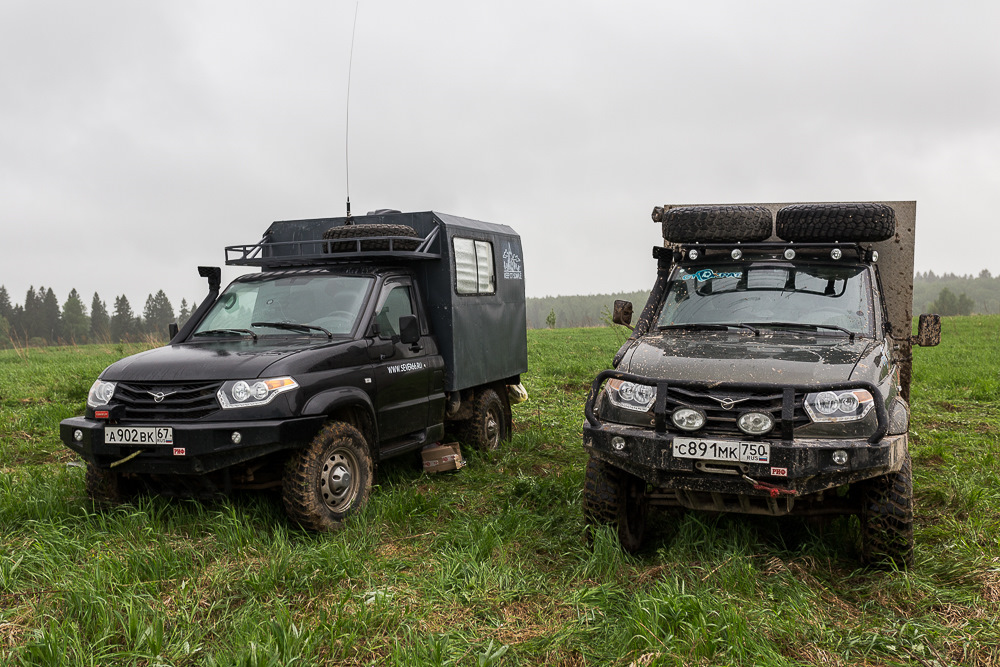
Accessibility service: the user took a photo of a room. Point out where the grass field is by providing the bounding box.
[1,317,999,666]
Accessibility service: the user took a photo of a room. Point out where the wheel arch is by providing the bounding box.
[302,387,378,450]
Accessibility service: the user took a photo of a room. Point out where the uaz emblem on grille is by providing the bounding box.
[148,390,177,403]
[712,396,751,410]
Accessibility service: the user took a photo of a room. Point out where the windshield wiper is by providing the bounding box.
[251,321,333,339]
[660,323,760,336]
[192,328,258,341]
[747,321,856,341]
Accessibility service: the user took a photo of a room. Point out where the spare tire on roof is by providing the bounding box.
[659,205,773,243]
[322,224,420,253]
[776,203,895,242]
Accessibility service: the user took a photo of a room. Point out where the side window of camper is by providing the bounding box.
[454,238,496,295]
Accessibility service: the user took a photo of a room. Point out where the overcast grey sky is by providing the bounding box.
[2,1,998,314]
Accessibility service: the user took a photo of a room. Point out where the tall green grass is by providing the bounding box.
[1,318,999,665]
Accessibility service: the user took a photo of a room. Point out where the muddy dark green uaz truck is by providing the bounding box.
[582,202,940,567]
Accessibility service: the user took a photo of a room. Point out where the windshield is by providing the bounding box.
[657,262,874,335]
[193,273,373,338]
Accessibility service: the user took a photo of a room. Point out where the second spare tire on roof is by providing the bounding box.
[776,203,896,242]
[322,224,421,253]
[657,205,773,243]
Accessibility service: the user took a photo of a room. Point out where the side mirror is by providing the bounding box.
[911,313,941,347]
[612,300,634,328]
[399,315,420,345]
[168,322,179,340]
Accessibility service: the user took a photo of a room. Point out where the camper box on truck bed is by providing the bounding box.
[241,211,528,392]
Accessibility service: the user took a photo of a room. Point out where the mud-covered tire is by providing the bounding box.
[659,205,773,243]
[582,454,648,553]
[776,203,896,242]
[462,388,509,451]
[859,451,914,568]
[282,422,373,531]
[322,224,420,252]
[85,464,135,504]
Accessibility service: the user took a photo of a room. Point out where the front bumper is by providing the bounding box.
[583,420,907,500]
[60,415,326,475]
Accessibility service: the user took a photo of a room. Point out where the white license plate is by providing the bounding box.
[104,426,174,445]
[672,438,770,464]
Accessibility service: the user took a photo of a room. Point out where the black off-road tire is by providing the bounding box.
[282,422,373,532]
[322,224,420,253]
[776,203,896,242]
[85,464,135,504]
[462,388,509,451]
[859,452,914,568]
[582,454,648,553]
[660,205,773,243]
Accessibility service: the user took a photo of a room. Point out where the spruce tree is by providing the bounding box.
[62,289,89,343]
[91,293,110,342]
[110,295,136,342]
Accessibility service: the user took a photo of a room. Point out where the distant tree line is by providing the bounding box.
[913,270,1000,316]
[0,285,197,348]
[1,269,995,346]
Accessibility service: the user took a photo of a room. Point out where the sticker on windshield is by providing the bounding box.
[680,269,743,282]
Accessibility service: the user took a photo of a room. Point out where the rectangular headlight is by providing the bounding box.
[804,389,874,423]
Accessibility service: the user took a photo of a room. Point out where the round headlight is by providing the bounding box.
[618,382,635,401]
[839,392,859,412]
[813,391,840,415]
[671,407,706,431]
[633,384,655,405]
[232,380,251,402]
[738,411,775,435]
[252,382,269,401]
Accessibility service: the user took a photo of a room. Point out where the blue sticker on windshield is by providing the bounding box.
[680,269,743,282]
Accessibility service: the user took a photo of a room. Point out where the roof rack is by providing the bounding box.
[655,241,877,263]
[225,226,442,268]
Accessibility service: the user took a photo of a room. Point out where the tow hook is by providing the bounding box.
[741,473,797,498]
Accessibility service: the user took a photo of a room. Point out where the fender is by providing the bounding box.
[301,386,381,448]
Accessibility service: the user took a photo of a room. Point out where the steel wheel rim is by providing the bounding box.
[485,405,502,448]
[320,448,359,512]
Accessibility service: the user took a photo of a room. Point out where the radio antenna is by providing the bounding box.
[345,1,360,222]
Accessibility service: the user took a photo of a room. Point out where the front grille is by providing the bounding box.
[114,382,222,420]
[665,385,809,437]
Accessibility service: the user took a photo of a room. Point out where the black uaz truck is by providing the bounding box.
[61,211,527,530]
[582,202,940,567]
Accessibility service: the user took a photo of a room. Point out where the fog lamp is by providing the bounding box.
[688,249,700,260]
[830,248,842,260]
[231,431,242,444]
[737,411,774,436]
[871,250,879,262]
[731,248,743,260]
[832,449,848,465]
[611,436,626,451]
[783,248,796,260]
[74,429,83,442]
[671,407,706,431]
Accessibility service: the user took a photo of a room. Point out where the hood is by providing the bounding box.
[100,339,342,382]
[621,332,879,386]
